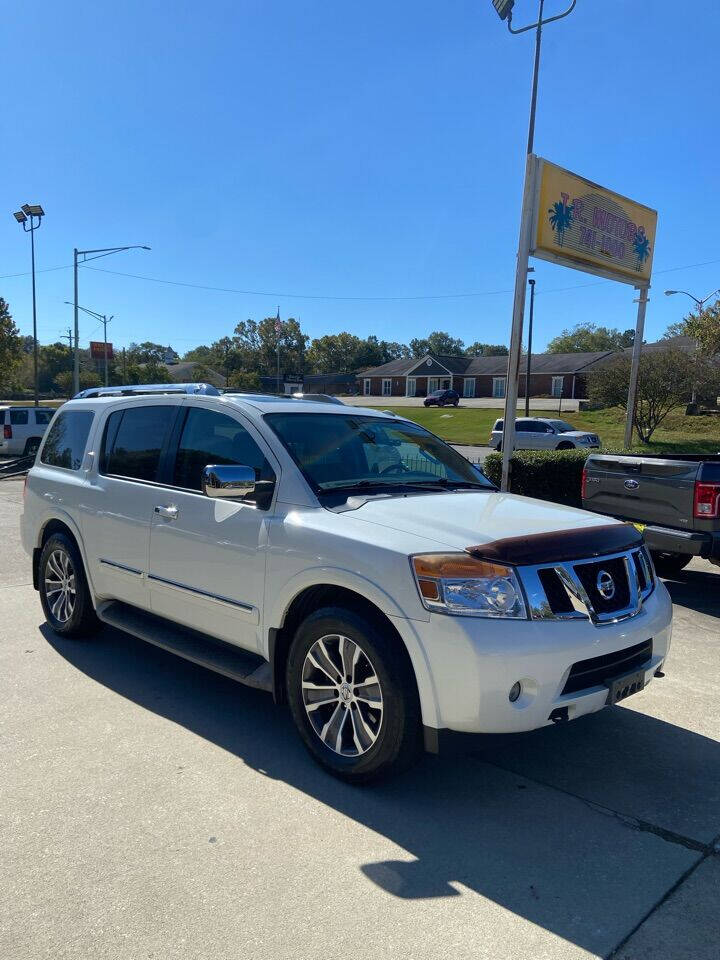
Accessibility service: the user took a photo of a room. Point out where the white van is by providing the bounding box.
[0,405,56,458]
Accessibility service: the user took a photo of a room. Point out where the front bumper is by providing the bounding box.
[393,581,672,737]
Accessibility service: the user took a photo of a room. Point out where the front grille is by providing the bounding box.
[574,556,630,614]
[537,568,574,615]
[562,639,653,695]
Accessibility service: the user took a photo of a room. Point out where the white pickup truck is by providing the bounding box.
[21,385,672,781]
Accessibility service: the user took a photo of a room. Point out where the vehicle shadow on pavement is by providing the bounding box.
[661,568,720,618]
[43,624,716,957]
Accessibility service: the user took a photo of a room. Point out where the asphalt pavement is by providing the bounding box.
[1,477,718,959]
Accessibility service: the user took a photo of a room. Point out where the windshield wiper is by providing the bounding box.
[318,477,488,494]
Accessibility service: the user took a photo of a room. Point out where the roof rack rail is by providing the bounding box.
[73,382,221,399]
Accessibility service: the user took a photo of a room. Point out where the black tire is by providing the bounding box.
[651,551,692,578]
[286,607,421,782]
[453,400,459,407]
[556,441,575,450]
[39,533,99,638]
[24,437,41,456]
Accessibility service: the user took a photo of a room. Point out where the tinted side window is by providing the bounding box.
[494,420,503,431]
[10,409,29,425]
[41,411,94,470]
[102,406,175,482]
[35,410,53,425]
[173,408,274,498]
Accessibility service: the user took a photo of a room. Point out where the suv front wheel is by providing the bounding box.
[39,533,99,637]
[286,607,421,782]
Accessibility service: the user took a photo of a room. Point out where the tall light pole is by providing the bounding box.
[664,288,719,407]
[72,245,150,394]
[525,276,535,417]
[13,204,45,406]
[64,302,113,386]
[490,0,577,491]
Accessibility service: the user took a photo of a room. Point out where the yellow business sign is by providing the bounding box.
[532,159,657,286]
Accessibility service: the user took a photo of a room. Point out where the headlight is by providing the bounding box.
[578,436,593,444]
[411,553,528,619]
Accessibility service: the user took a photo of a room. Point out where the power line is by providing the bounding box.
[2,255,719,301]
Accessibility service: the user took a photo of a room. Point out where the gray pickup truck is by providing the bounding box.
[582,453,720,577]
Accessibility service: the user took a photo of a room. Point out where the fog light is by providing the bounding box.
[509,682,522,703]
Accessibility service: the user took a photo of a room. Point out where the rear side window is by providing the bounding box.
[35,409,53,425]
[41,411,94,471]
[101,405,176,482]
[10,409,29,425]
[173,407,274,495]
[494,420,503,431]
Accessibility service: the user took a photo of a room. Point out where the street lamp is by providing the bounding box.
[72,245,150,394]
[665,288,719,405]
[13,203,45,406]
[64,302,114,387]
[489,0,578,490]
[664,288,720,313]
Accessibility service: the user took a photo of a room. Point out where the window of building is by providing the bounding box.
[406,377,416,397]
[428,378,439,393]
[363,379,371,396]
[551,376,564,398]
[173,408,273,500]
[463,378,475,398]
[40,411,94,471]
[101,405,176,482]
[382,379,392,397]
[492,377,506,399]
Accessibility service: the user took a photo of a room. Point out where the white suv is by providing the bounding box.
[0,405,55,457]
[21,385,671,781]
[490,417,600,451]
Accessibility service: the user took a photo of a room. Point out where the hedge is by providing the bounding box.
[482,449,591,508]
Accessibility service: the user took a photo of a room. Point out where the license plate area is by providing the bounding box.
[605,668,646,705]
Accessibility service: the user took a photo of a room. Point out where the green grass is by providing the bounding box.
[382,405,720,454]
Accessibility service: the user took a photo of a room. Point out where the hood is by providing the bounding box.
[346,490,618,553]
[561,430,596,438]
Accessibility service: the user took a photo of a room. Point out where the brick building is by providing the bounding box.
[356,351,615,401]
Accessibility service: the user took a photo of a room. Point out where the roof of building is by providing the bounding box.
[358,350,617,378]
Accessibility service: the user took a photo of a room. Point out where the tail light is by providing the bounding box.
[693,481,720,519]
[3,424,11,440]
[581,464,588,501]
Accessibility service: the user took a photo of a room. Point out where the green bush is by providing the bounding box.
[482,449,591,508]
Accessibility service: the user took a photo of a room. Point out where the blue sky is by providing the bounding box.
[3,0,719,355]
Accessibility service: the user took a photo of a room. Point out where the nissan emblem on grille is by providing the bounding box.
[596,570,616,600]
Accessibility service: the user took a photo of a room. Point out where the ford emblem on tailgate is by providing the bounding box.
[624,479,639,490]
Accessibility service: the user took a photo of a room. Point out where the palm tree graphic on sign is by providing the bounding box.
[632,229,651,271]
[548,196,574,247]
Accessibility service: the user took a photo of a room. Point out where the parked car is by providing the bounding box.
[22,386,671,781]
[0,405,56,458]
[582,452,720,577]
[490,417,600,451]
[291,393,345,405]
[424,388,459,408]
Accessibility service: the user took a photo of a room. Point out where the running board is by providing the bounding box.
[96,600,273,692]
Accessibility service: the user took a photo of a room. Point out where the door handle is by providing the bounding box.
[154,504,179,520]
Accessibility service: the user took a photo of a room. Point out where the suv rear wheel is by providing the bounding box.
[39,533,99,637]
[286,607,421,782]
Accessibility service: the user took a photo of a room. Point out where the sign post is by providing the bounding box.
[500,158,657,488]
[501,155,539,492]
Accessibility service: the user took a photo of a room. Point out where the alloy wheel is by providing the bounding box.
[301,634,384,757]
[44,548,76,623]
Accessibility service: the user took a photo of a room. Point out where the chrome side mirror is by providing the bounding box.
[202,464,256,500]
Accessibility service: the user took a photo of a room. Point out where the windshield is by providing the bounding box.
[546,420,576,433]
[265,412,494,492]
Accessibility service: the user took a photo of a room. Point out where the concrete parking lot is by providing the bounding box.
[1,476,718,960]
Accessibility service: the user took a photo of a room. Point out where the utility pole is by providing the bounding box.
[491,0,577,491]
[122,347,127,381]
[525,276,535,417]
[624,287,649,448]
[275,306,282,395]
[101,315,111,387]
